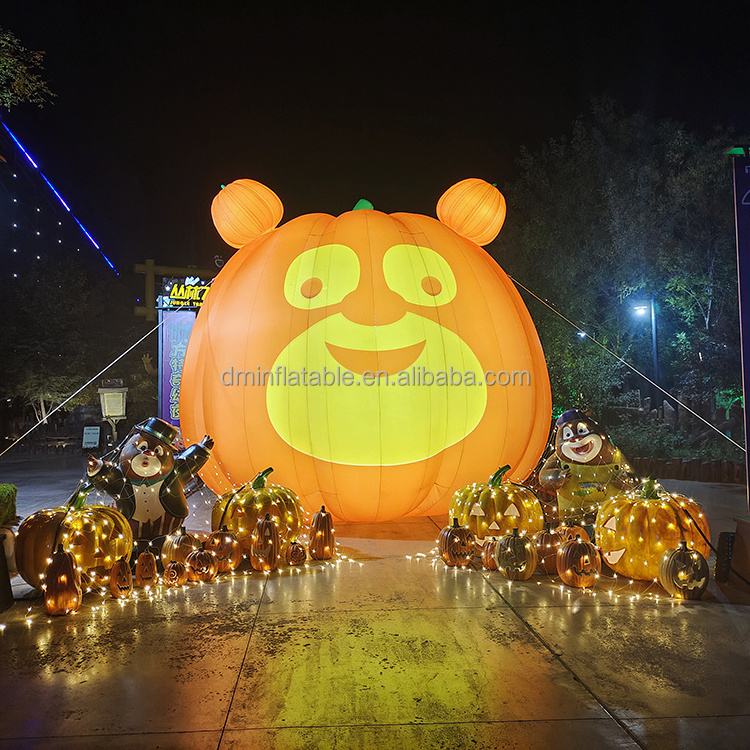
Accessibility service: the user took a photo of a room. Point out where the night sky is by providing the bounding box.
[3,2,750,274]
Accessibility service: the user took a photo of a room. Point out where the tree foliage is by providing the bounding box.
[495,100,742,421]
[0,27,54,109]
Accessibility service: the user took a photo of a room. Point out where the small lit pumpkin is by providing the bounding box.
[186,548,218,582]
[109,557,133,599]
[494,528,537,581]
[557,536,601,588]
[449,465,546,551]
[285,540,307,566]
[16,488,133,589]
[163,560,189,587]
[556,524,590,543]
[161,526,201,566]
[308,505,335,561]
[135,550,158,588]
[212,468,304,556]
[481,537,499,571]
[205,525,243,573]
[250,513,281,572]
[594,478,711,581]
[181,179,552,524]
[44,544,82,616]
[438,518,475,568]
[532,523,566,574]
[658,541,709,600]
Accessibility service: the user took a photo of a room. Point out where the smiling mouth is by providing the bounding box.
[326,340,426,375]
[568,437,594,455]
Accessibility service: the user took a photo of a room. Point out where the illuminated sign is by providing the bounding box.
[161,277,211,309]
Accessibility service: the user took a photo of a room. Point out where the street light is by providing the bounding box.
[633,297,659,393]
[98,381,128,445]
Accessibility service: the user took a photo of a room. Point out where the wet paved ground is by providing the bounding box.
[1,453,750,749]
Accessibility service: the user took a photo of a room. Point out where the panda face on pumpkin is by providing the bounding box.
[265,221,487,467]
[181,178,553,523]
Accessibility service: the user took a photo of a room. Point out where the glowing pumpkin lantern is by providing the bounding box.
[594,479,710,581]
[494,528,537,580]
[448,464,546,549]
[181,179,551,522]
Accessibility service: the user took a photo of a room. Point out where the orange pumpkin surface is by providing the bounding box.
[44,544,82,616]
[109,557,133,599]
[594,479,710,581]
[163,560,189,587]
[181,179,551,522]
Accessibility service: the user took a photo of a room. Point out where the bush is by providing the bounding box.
[608,421,745,464]
[0,484,17,526]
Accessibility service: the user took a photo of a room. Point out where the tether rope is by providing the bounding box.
[509,275,746,454]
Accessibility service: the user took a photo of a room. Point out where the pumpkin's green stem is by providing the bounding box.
[251,467,274,490]
[488,465,511,487]
[67,483,94,511]
[640,477,661,500]
[353,198,374,211]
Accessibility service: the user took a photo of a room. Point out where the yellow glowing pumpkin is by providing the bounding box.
[594,479,710,581]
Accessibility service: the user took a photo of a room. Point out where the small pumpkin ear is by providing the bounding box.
[211,179,284,248]
[436,178,506,246]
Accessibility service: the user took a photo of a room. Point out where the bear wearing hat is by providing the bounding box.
[87,417,213,541]
[539,409,633,524]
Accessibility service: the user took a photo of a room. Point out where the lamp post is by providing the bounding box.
[633,297,659,397]
[98,381,128,445]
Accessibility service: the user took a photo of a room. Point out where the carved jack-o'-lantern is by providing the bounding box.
[16,491,133,589]
[285,540,307,566]
[658,541,709,600]
[109,557,133,599]
[556,536,601,588]
[308,505,335,561]
[494,528,537,581]
[44,544,82,616]
[556,524,590,543]
[438,518,475,568]
[135,550,158,588]
[161,526,201,567]
[481,537,499,571]
[250,513,281,572]
[205,525,243,573]
[211,468,304,556]
[181,179,551,522]
[163,560,189,587]
[594,479,711,581]
[532,523,566,575]
[449,465,545,550]
[185,548,218,582]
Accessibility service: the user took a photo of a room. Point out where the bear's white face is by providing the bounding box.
[120,434,174,479]
[558,421,603,464]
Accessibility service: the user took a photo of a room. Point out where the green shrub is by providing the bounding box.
[0,484,17,526]
[608,421,745,464]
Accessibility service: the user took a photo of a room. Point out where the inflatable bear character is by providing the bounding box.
[539,410,633,524]
[87,417,213,541]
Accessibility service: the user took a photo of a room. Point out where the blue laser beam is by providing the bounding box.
[2,122,119,275]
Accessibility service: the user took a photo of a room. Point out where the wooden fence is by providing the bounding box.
[630,457,746,484]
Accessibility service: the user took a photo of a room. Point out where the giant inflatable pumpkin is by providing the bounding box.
[181,178,551,522]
